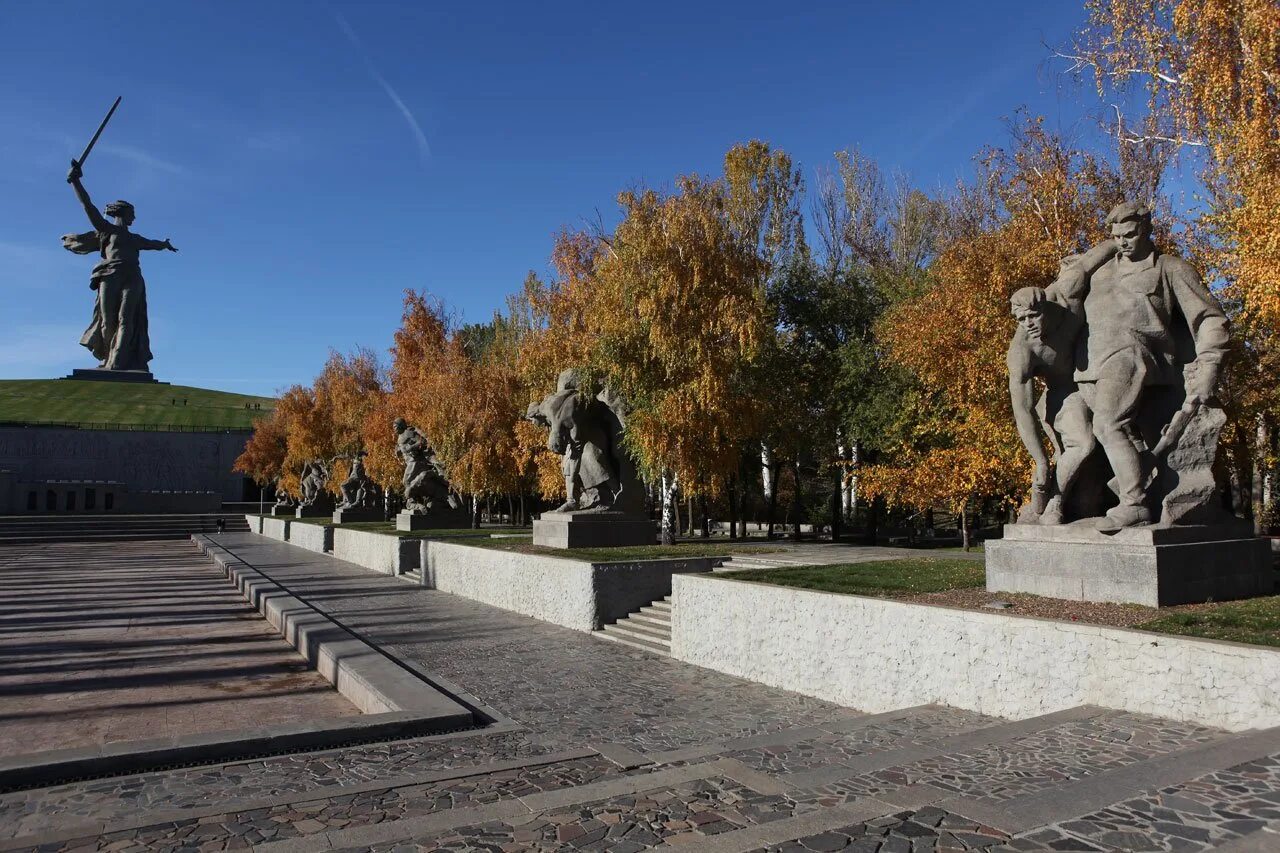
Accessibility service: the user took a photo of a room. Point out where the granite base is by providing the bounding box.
[532,511,655,549]
[332,507,383,524]
[986,521,1274,607]
[64,368,162,384]
[295,501,334,519]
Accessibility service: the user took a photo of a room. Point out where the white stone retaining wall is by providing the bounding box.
[333,528,417,576]
[244,514,263,534]
[423,540,713,631]
[290,522,333,554]
[261,516,290,541]
[672,573,1280,732]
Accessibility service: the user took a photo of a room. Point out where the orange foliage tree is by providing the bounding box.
[232,409,289,495]
[390,291,547,519]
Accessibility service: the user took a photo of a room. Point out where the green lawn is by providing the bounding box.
[0,379,274,429]
[727,559,986,596]
[1136,597,1280,648]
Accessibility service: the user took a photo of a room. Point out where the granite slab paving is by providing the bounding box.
[0,539,357,758]
[789,712,1224,810]
[5,534,1280,853]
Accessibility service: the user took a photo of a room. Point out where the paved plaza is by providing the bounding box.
[0,540,356,758]
[1,534,1278,852]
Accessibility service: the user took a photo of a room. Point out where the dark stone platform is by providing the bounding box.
[332,507,383,524]
[64,368,164,384]
[295,500,335,519]
[986,520,1274,606]
[532,510,656,549]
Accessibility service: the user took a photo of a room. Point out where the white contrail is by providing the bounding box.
[331,8,431,164]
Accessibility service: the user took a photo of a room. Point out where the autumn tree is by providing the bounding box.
[233,409,289,497]
[391,291,547,523]
[314,348,387,491]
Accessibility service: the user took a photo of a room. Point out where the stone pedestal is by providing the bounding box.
[396,511,431,531]
[986,521,1274,607]
[295,499,334,519]
[396,508,472,531]
[332,507,383,524]
[64,368,162,384]
[270,506,293,516]
[532,511,655,550]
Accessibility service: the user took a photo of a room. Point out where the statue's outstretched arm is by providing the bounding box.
[66,162,109,233]
[137,235,178,252]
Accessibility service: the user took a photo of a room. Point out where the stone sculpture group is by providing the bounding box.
[1005,202,1228,532]
[392,417,458,530]
[523,369,652,547]
[989,202,1271,606]
[525,369,644,515]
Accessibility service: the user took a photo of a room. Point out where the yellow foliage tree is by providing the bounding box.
[232,409,289,494]
[390,291,547,518]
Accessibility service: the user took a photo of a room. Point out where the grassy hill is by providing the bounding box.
[0,379,275,430]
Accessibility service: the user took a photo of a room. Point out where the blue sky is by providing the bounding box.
[1,1,1108,396]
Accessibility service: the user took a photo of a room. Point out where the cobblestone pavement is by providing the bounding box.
[792,713,1224,807]
[340,776,802,852]
[1000,753,1280,852]
[725,707,1003,776]
[4,535,1280,853]
[752,809,1012,852]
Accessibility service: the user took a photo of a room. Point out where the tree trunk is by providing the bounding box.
[1253,415,1270,535]
[864,495,881,546]
[830,454,842,543]
[762,444,777,538]
[728,473,739,540]
[847,441,859,520]
[791,459,803,542]
[685,494,695,537]
[960,503,971,552]
[699,494,710,538]
[471,495,481,529]
[659,471,678,545]
[518,493,526,527]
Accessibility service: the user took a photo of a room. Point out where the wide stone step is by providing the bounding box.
[626,611,670,630]
[607,618,670,643]
[0,527,250,542]
[595,625,670,655]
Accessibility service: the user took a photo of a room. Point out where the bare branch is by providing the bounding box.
[1109,104,1206,148]
[1050,46,1185,86]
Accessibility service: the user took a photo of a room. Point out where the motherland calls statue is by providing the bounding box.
[526,370,645,516]
[63,159,176,374]
[1007,202,1230,532]
[393,418,456,516]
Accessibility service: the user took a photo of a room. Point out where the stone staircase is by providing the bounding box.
[0,513,250,544]
[595,596,672,655]
[713,554,808,572]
